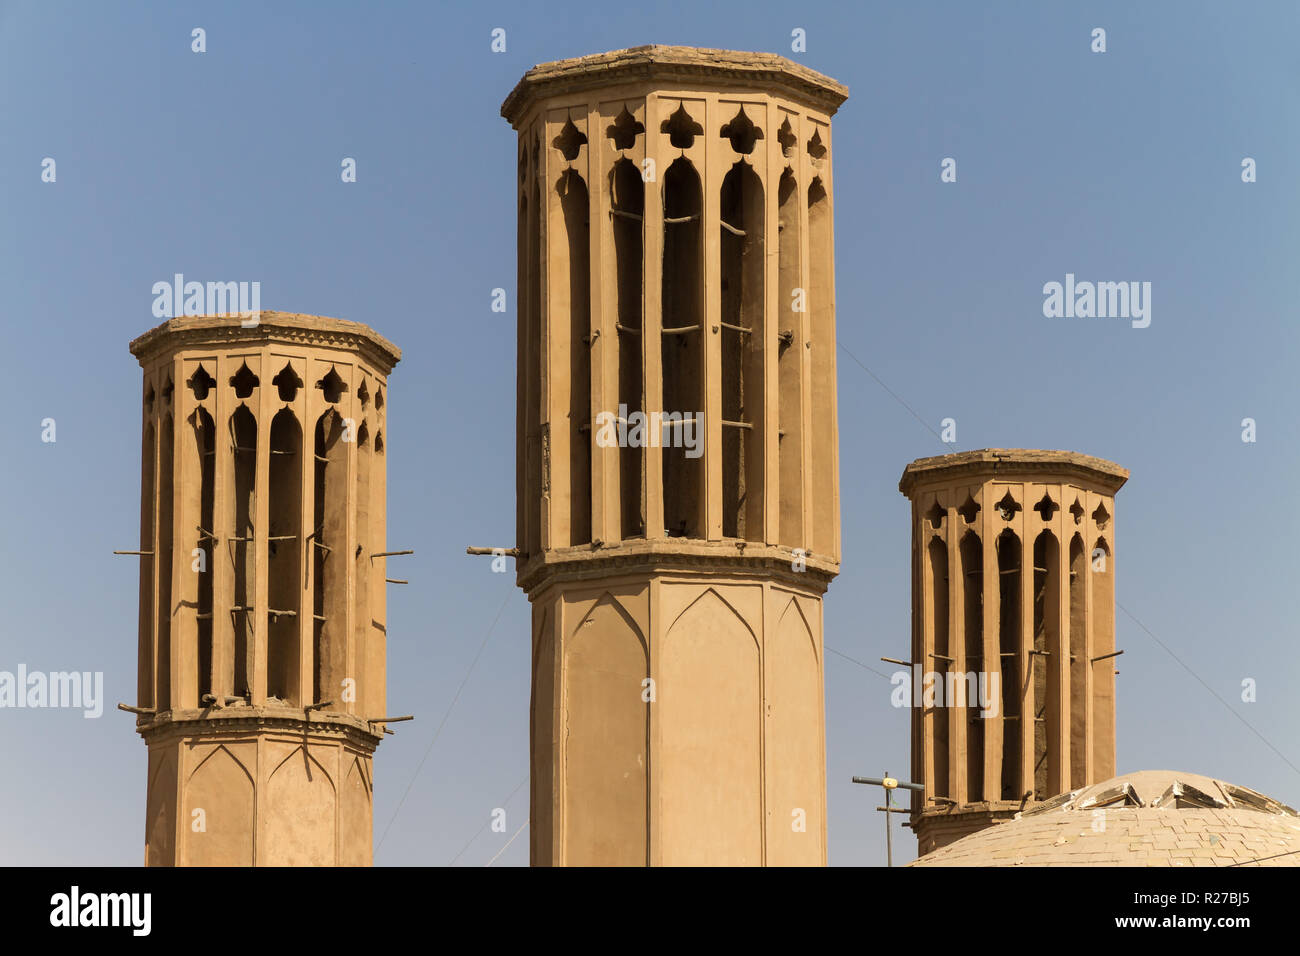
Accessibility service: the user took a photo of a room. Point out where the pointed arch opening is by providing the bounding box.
[719,161,764,540]
[807,130,827,164]
[188,365,216,401]
[230,362,259,400]
[191,407,216,705]
[777,117,797,157]
[558,168,591,546]
[927,536,949,800]
[267,409,302,704]
[156,412,174,711]
[228,406,257,698]
[720,106,763,155]
[553,116,587,160]
[606,106,644,150]
[317,367,347,404]
[1091,536,1115,779]
[353,420,371,713]
[777,167,803,548]
[960,531,983,799]
[1032,530,1061,799]
[662,157,704,539]
[610,157,644,539]
[661,102,702,149]
[996,529,1021,799]
[1069,533,1087,789]
[312,410,347,708]
[272,362,302,402]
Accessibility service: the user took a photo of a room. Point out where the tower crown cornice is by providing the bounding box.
[129,312,401,375]
[899,448,1129,498]
[501,44,848,126]
[518,539,839,596]
[135,706,383,748]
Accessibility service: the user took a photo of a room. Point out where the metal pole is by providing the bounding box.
[851,773,925,867]
[884,771,893,868]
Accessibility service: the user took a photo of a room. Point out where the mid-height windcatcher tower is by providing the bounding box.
[898,449,1129,856]
[127,312,401,866]
[499,46,847,866]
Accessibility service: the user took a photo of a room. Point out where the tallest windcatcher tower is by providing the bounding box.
[500,46,847,866]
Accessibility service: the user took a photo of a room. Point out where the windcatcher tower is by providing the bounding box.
[898,449,1128,856]
[500,46,847,865]
[127,312,400,866]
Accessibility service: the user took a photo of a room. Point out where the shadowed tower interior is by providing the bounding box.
[500,45,847,865]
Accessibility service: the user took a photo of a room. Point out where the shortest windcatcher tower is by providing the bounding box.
[127,312,401,866]
[898,449,1128,856]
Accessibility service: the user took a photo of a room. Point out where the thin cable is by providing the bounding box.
[1116,601,1300,779]
[376,591,512,852]
[485,819,530,866]
[448,774,529,866]
[825,644,894,681]
[837,341,947,447]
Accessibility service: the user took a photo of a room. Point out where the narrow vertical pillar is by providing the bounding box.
[818,124,841,563]
[643,93,665,541]
[1052,487,1071,795]
[796,112,815,557]
[251,347,272,704]
[947,500,965,804]
[703,94,724,541]
[536,126,553,554]
[981,486,1000,801]
[587,101,612,548]
[211,354,233,699]
[1017,485,1034,802]
[595,106,621,546]
[170,355,194,710]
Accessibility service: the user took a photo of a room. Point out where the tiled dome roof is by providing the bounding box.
[910,770,1300,867]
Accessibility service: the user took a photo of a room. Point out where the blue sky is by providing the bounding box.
[1,0,1297,866]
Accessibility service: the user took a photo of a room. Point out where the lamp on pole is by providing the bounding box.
[852,773,925,867]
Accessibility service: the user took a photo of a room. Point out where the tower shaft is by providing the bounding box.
[128,312,400,866]
[502,46,848,866]
[899,449,1128,855]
